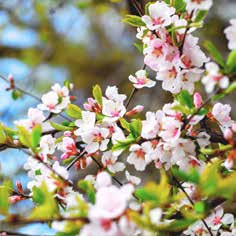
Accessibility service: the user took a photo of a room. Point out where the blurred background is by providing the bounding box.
[0,0,235,234]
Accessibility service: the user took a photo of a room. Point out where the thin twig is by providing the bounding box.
[172,175,213,236]
[3,216,89,225]
[66,150,86,170]
[91,156,123,186]
[20,149,73,187]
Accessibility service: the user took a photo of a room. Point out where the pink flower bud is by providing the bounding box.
[83,103,92,111]
[64,131,72,137]
[126,105,144,117]
[16,181,23,194]
[224,128,233,140]
[9,195,22,204]
[193,92,202,109]
[232,123,236,132]
[8,74,14,82]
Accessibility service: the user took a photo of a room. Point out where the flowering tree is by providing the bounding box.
[0,0,236,235]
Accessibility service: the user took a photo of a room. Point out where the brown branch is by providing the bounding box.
[3,216,89,225]
[172,175,214,236]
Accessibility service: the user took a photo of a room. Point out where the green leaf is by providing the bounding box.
[135,188,158,202]
[78,180,95,204]
[50,121,74,131]
[145,2,152,15]
[122,15,145,27]
[0,180,12,215]
[134,42,143,53]
[172,167,200,184]
[194,10,208,22]
[92,84,103,105]
[224,82,236,94]
[119,118,130,132]
[67,104,82,119]
[0,123,7,144]
[31,125,42,148]
[194,201,205,214]
[17,125,32,147]
[112,137,135,151]
[212,82,236,101]
[172,0,186,12]
[226,50,236,73]
[129,119,142,139]
[197,108,208,116]
[11,89,22,100]
[177,90,194,109]
[203,41,225,68]
[30,182,59,219]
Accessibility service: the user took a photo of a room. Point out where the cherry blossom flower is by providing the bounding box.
[52,161,69,180]
[142,1,175,30]
[40,134,56,155]
[81,127,110,153]
[224,19,236,50]
[38,83,70,113]
[128,70,156,89]
[202,62,229,93]
[58,137,78,160]
[101,151,125,173]
[184,220,209,236]
[14,108,45,130]
[141,110,163,139]
[212,103,232,127]
[159,116,182,142]
[125,170,141,185]
[186,0,213,12]
[89,183,133,220]
[105,86,126,103]
[95,171,112,189]
[182,35,208,69]
[172,15,188,35]
[102,97,126,122]
[74,111,96,136]
[127,143,153,171]
[205,206,234,231]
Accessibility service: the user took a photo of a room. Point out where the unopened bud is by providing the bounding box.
[193,92,202,109]
[232,123,236,132]
[9,195,22,204]
[126,105,144,117]
[64,131,72,137]
[224,128,233,140]
[16,181,23,194]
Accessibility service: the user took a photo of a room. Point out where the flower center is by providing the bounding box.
[213,216,221,225]
[135,149,145,159]
[152,17,164,26]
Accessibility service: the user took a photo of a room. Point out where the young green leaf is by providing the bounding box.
[129,119,142,139]
[67,104,82,119]
[203,41,225,68]
[92,84,103,105]
[177,90,194,109]
[226,50,236,73]
[17,125,32,147]
[194,10,208,23]
[123,15,145,27]
[78,180,95,204]
[50,121,74,131]
[31,125,42,148]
